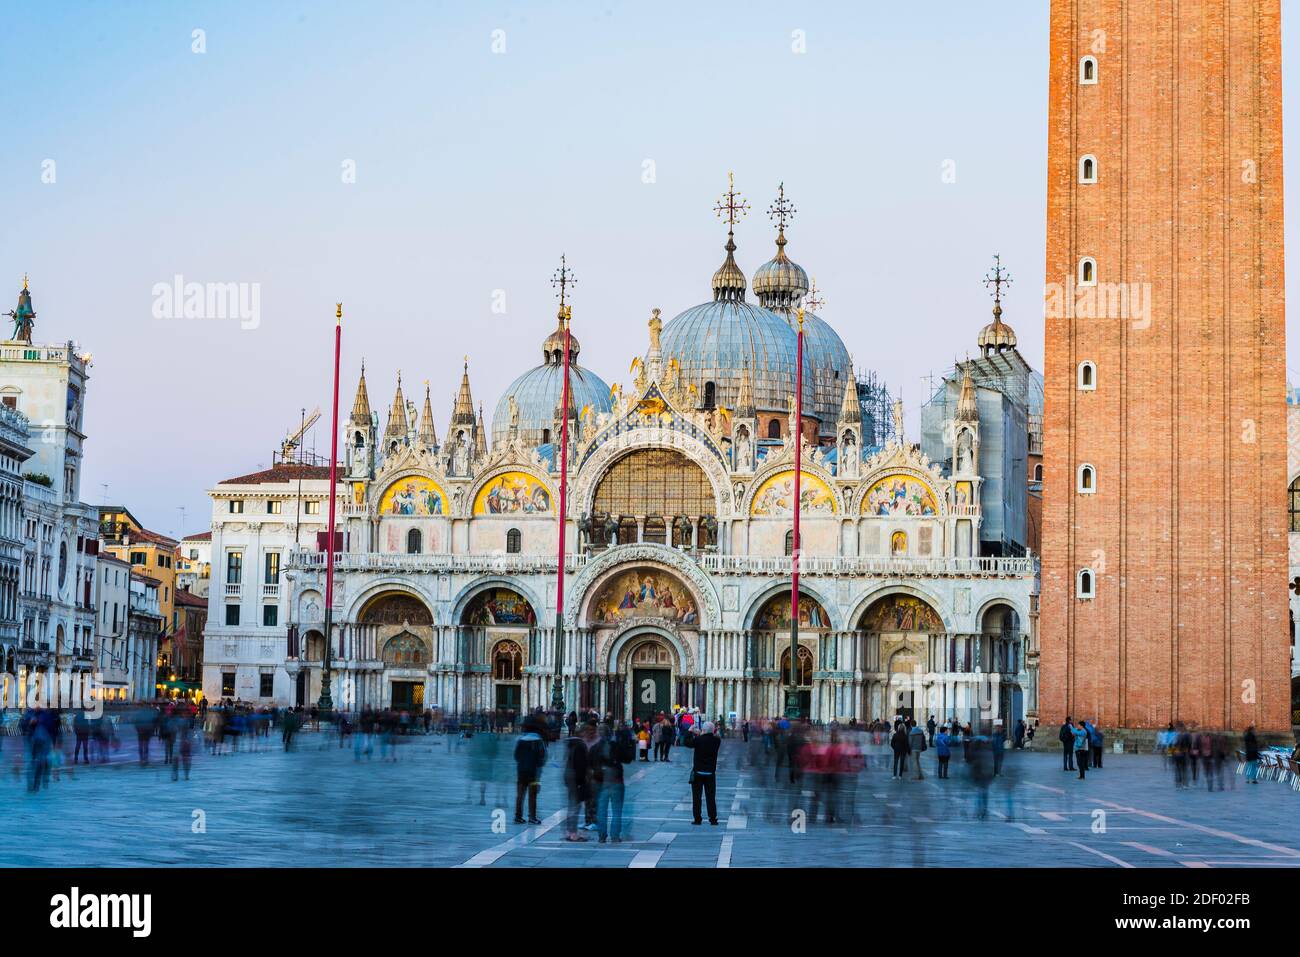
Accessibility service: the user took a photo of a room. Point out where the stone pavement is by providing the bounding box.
[2,732,1298,868]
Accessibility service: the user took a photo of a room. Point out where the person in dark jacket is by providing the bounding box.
[563,722,597,840]
[1243,725,1260,784]
[513,718,547,824]
[1086,720,1104,769]
[1058,717,1075,771]
[683,721,722,825]
[890,721,910,779]
[908,721,927,779]
[926,715,937,747]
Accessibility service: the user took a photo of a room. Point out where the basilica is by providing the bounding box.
[205,181,1037,727]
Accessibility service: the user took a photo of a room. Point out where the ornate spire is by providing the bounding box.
[384,372,407,439]
[711,171,750,302]
[475,403,488,459]
[419,381,438,446]
[736,362,756,417]
[804,277,824,313]
[957,360,979,421]
[452,358,475,426]
[838,372,861,424]
[350,361,371,425]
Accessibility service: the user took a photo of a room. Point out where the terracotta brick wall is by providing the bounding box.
[1041,0,1290,731]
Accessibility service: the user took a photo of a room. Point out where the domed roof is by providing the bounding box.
[660,298,814,416]
[977,302,1018,354]
[492,313,611,448]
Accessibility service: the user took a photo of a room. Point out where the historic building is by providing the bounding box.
[197,183,1037,724]
[3,278,99,683]
[1041,1,1290,732]
[0,402,32,669]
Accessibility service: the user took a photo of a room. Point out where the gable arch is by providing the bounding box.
[566,542,719,628]
[741,580,843,633]
[742,459,841,516]
[573,430,732,520]
[467,463,555,516]
[846,583,954,633]
[344,579,438,626]
[451,576,545,628]
[373,469,450,518]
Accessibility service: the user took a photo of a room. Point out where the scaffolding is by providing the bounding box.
[855,368,895,450]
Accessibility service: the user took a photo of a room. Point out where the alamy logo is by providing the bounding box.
[49,887,151,937]
[151,274,261,329]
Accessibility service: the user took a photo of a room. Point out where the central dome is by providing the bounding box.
[660,298,814,416]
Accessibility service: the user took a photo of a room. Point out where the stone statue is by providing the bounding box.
[892,399,905,442]
[508,395,520,429]
[648,309,662,352]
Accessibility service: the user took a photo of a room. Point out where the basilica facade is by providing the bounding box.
[209,184,1037,726]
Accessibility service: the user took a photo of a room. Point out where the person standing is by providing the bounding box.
[890,721,910,779]
[513,717,547,824]
[1058,717,1075,771]
[1087,720,1104,769]
[908,720,927,779]
[934,725,951,779]
[563,722,596,840]
[683,721,722,825]
[1013,718,1026,750]
[657,716,674,763]
[1072,720,1090,780]
[591,722,634,842]
[926,715,937,747]
[1243,725,1260,784]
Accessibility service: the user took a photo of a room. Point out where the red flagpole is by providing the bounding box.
[318,303,342,713]
[551,305,572,714]
[788,308,804,718]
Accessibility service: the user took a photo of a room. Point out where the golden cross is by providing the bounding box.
[804,277,825,313]
[713,171,750,228]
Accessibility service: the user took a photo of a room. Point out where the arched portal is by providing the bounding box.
[625,636,676,722]
[491,639,524,719]
[359,592,435,712]
[860,592,945,722]
[778,645,815,716]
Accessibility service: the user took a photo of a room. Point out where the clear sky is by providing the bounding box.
[1,1,1296,537]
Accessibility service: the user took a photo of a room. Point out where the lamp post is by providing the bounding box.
[786,308,805,719]
[317,303,342,716]
[551,304,573,716]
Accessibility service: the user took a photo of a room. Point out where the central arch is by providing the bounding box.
[357,590,436,712]
[603,622,690,722]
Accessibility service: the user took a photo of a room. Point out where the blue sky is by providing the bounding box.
[0,1,1294,536]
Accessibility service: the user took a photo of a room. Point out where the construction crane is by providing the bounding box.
[280,407,321,461]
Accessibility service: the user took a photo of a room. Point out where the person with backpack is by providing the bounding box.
[590,722,634,842]
[1072,720,1090,780]
[513,716,547,825]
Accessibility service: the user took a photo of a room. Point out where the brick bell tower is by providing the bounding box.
[1041,0,1290,733]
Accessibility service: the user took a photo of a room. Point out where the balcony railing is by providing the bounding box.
[285,547,1035,579]
[224,583,242,599]
[262,583,280,599]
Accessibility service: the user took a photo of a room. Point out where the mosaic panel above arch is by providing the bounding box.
[588,566,700,626]
[860,594,944,632]
[753,592,831,630]
[750,470,837,516]
[464,588,537,627]
[378,475,447,516]
[473,471,552,515]
[360,593,434,626]
[861,473,939,517]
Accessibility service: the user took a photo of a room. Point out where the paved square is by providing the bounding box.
[3,732,1297,868]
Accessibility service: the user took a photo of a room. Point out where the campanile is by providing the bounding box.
[1041,0,1290,731]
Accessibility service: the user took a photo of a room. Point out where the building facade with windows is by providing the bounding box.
[95,553,132,700]
[0,403,33,671]
[201,463,336,704]
[205,191,1036,725]
[177,531,211,598]
[4,279,99,683]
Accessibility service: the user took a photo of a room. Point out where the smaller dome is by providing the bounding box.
[977,302,1018,355]
[541,313,581,365]
[711,232,748,302]
[752,235,808,311]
